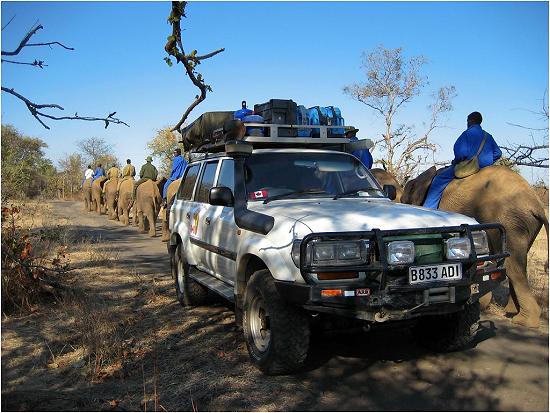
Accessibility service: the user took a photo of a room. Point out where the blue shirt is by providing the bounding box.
[169,156,188,181]
[350,137,374,169]
[92,167,105,180]
[453,124,502,168]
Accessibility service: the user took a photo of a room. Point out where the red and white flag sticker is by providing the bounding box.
[250,190,268,199]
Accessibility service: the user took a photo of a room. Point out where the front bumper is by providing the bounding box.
[276,223,509,323]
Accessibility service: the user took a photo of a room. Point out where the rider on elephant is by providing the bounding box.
[117,159,136,193]
[90,163,106,187]
[423,111,502,209]
[102,164,121,194]
[162,148,188,201]
[132,156,158,202]
[345,127,373,169]
[81,165,94,188]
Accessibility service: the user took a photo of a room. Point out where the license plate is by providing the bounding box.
[408,263,462,285]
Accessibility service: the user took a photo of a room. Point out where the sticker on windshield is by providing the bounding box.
[249,190,268,200]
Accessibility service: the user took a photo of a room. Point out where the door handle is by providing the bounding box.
[186,212,190,220]
[205,217,211,225]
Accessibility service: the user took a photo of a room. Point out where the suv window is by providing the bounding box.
[196,161,219,203]
[216,159,234,192]
[178,164,201,200]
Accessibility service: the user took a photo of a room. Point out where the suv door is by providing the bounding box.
[204,158,237,283]
[171,162,202,266]
[191,160,220,273]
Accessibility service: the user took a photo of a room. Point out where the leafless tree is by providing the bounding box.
[344,46,456,184]
[164,1,225,133]
[77,137,117,168]
[1,19,129,130]
[501,90,549,169]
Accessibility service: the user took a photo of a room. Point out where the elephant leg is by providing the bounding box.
[161,220,169,242]
[133,206,139,227]
[148,210,156,237]
[138,211,145,233]
[504,283,520,315]
[506,242,541,328]
[479,292,492,310]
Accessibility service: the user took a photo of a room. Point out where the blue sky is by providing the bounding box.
[1,1,548,183]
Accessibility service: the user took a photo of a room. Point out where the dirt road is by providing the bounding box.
[2,200,548,411]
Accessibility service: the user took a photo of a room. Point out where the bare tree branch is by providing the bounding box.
[2,14,16,31]
[2,58,47,68]
[2,86,130,130]
[501,144,548,168]
[1,23,43,56]
[25,41,74,51]
[165,1,225,133]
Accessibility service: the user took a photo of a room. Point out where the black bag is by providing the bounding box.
[181,111,234,150]
[254,99,297,137]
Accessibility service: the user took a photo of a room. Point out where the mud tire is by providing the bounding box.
[243,269,310,375]
[173,243,208,307]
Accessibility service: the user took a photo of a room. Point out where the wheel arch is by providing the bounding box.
[236,254,269,308]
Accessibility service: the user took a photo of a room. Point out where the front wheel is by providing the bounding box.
[243,269,310,375]
[413,301,480,352]
[173,243,208,307]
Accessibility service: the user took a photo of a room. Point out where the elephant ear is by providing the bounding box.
[156,177,167,198]
[402,166,437,206]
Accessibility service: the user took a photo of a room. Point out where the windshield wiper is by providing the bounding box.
[333,187,376,200]
[263,189,328,204]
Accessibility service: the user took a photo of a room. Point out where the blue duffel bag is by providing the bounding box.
[307,106,345,137]
[242,114,264,136]
[296,105,310,137]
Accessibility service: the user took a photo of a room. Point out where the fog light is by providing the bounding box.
[321,289,343,297]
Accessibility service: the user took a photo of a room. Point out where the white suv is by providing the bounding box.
[168,141,508,375]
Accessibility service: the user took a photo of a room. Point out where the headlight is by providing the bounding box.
[293,240,369,267]
[472,231,489,255]
[387,241,415,265]
[446,237,471,259]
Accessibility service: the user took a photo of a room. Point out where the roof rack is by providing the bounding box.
[190,123,371,154]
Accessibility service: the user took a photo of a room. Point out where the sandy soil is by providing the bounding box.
[1,200,548,411]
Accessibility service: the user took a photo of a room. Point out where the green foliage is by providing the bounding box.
[1,124,57,200]
[147,127,180,177]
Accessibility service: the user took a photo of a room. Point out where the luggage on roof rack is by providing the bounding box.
[254,99,298,137]
[180,111,234,151]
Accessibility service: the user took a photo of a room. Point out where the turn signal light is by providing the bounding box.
[321,289,343,297]
[317,272,359,281]
[490,272,502,280]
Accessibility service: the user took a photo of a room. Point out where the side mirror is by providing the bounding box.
[209,186,234,207]
[383,184,397,201]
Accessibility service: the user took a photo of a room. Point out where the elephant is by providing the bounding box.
[135,178,167,237]
[82,178,93,212]
[386,165,548,328]
[91,177,107,214]
[161,179,181,242]
[103,178,119,221]
[117,178,135,225]
[371,168,403,202]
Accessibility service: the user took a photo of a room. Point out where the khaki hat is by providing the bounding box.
[345,126,359,134]
[146,156,153,162]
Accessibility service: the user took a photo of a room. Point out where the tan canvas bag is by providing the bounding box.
[454,132,487,179]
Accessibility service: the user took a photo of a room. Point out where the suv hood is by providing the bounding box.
[248,198,478,233]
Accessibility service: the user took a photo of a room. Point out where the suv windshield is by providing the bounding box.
[244,152,385,201]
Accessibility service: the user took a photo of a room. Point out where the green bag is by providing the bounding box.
[454,132,487,179]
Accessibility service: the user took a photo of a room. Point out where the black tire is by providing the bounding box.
[243,269,310,375]
[413,302,480,352]
[174,243,208,307]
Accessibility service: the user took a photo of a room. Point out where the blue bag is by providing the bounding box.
[296,105,310,137]
[234,100,253,121]
[242,114,264,136]
[307,106,345,137]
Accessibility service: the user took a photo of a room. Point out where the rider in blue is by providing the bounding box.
[346,127,373,169]
[423,111,502,209]
[163,148,188,200]
[90,163,106,186]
